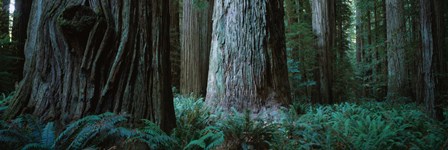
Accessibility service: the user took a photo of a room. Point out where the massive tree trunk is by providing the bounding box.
[419,0,445,120]
[206,0,291,112]
[169,0,181,89]
[180,0,213,96]
[4,0,176,132]
[311,0,335,104]
[386,0,408,99]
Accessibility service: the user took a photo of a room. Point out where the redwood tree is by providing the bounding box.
[311,0,336,104]
[12,0,33,80]
[0,0,8,34]
[180,0,213,96]
[206,0,291,112]
[170,0,180,89]
[419,0,445,120]
[386,0,407,99]
[4,0,175,132]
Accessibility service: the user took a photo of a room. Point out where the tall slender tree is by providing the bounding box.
[311,0,336,104]
[206,0,291,112]
[0,0,9,34]
[4,0,176,132]
[419,0,445,120]
[12,0,33,80]
[180,0,213,96]
[170,0,181,89]
[386,0,408,99]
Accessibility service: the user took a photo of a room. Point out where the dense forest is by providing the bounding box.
[0,0,447,149]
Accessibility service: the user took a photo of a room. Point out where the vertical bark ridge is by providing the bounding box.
[4,0,175,132]
[386,0,408,99]
[180,0,213,97]
[206,0,290,112]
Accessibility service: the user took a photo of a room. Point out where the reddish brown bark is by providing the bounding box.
[180,0,213,97]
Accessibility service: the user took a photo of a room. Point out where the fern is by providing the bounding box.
[54,113,109,145]
[184,126,224,150]
[136,119,177,149]
[0,115,42,149]
[173,96,214,147]
[216,109,278,149]
[56,112,131,149]
[21,143,51,150]
[41,122,55,148]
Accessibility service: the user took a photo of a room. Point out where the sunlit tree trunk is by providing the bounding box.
[386,0,407,99]
[206,0,291,112]
[180,0,213,97]
[4,0,176,132]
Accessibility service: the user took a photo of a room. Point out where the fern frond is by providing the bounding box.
[0,130,33,143]
[0,120,8,129]
[141,119,165,135]
[205,131,224,150]
[137,134,176,150]
[21,143,49,150]
[55,113,110,147]
[184,126,224,150]
[136,119,178,149]
[184,139,206,149]
[106,127,136,139]
[41,122,55,148]
[0,133,20,143]
[67,125,99,149]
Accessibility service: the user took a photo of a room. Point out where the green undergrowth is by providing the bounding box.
[0,95,447,149]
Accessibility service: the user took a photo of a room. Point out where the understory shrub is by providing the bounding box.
[0,96,446,150]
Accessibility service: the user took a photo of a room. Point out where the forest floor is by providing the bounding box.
[0,93,447,149]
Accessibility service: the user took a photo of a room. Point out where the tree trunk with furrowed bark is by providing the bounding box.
[180,0,213,97]
[311,0,336,104]
[419,0,445,121]
[3,0,176,132]
[169,0,180,89]
[206,0,291,113]
[386,0,408,100]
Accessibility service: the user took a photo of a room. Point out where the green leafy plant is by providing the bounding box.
[217,109,278,149]
[135,119,177,149]
[184,126,224,150]
[20,122,55,150]
[55,112,136,149]
[172,96,214,147]
[0,113,140,150]
[0,92,14,114]
[0,115,44,149]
